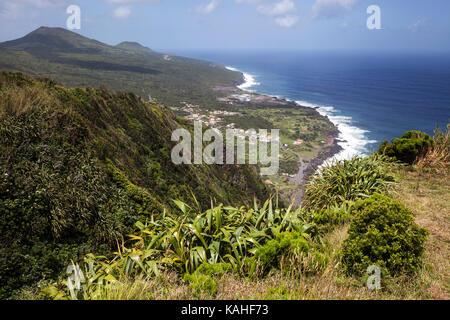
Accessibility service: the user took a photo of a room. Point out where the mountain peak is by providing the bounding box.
[117,41,143,47]
[31,26,72,34]
[0,26,111,54]
[25,26,87,42]
[116,41,154,54]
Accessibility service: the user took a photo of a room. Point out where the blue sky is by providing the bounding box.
[0,0,449,52]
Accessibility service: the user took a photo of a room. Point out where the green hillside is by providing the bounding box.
[0,72,268,298]
[0,27,242,106]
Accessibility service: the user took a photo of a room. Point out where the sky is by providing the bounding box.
[0,0,449,52]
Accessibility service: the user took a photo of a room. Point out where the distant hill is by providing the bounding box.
[0,27,242,106]
[0,71,268,298]
[115,41,155,55]
[0,27,116,54]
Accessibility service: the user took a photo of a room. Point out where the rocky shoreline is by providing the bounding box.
[234,75,344,171]
[292,129,343,206]
[232,69,344,205]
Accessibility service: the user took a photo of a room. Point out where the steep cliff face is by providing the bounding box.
[0,72,269,298]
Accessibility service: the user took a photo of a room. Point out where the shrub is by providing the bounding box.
[183,271,219,297]
[378,130,433,164]
[303,156,395,210]
[417,124,450,170]
[264,285,289,300]
[182,262,232,297]
[253,231,309,274]
[106,160,165,220]
[194,262,232,277]
[341,194,428,276]
[40,199,317,300]
[311,203,353,233]
[0,72,271,298]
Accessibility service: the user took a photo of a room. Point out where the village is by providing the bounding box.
[170,96,340,205]
[174,102,282,144]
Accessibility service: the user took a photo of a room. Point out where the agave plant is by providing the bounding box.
[303,155,395,210]
[42,196,316,299]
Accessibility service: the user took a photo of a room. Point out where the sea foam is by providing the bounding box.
[295,100,376,164]
[226,65,374,165]
[226,66,260,91]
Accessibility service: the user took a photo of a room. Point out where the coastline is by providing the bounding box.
[227,65,344,204]
[228,65,343,169]
[226,65,378,167]
[295,101,377,165]
[226,66,260,91]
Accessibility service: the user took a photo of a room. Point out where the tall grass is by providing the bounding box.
[0,85,62,117]
[302,155,395,210]
[417,125,450,170]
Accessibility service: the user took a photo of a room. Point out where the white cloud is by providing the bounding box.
[255,0,299,28]
[113,6,132,19]
[236,0,299,28]
[275,15,299,27]
[312,0,357,19]
[106,0,161,20]
[106,0,162,3]
[195,0,220,15]
[235,0,261,4]
[257,0,295,17]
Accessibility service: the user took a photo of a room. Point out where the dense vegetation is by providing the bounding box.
[39,142,444,300]
[41,199,317,300]
[0,65,447,299]
[341,194,428,276]
[0,27,343,207]
[416,125,450,170]
[378,130,433,164]
[0,72,269,298]
[302,155,395,210]
[0,27,242,107]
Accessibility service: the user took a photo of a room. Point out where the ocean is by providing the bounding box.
[176,50,450,160]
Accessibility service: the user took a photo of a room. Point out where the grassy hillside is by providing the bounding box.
[0,27,343,207]
[0,27,242,107]
[0,72,269,298]
[33,127,448,300]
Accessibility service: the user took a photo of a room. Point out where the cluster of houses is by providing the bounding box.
[177,103,244,131]
[230,130,280,144]
[230,93,252,102]
[179,106,280,144]
[217,93,254,105]
[210,110,241,116]
[184,113,223,127]
[179,102,196,114]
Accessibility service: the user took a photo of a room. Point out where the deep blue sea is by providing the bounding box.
[176,50,450,159]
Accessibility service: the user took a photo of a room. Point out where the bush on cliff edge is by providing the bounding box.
[341,194,428,276]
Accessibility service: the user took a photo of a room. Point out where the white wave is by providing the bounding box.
[295,100,373,164]
[223,71,374,166]
[226,66,260,91]
[225,66,239,72]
